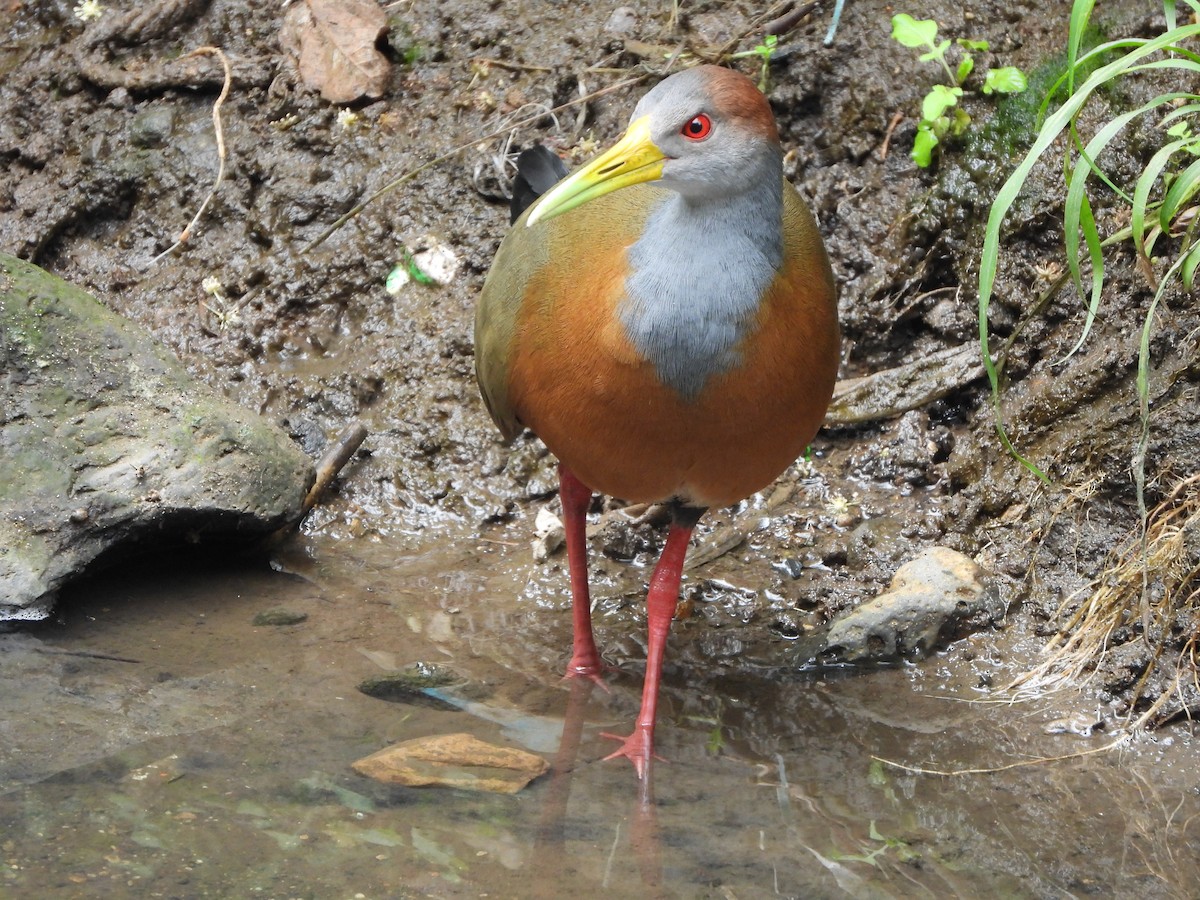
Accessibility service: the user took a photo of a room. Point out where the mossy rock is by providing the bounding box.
[0,254,314,619]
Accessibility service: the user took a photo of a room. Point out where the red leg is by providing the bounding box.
[603,509,701,779]
[560,465,604,682]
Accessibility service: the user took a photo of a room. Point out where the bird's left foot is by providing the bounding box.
[564,650,609,689]
[600,728,663,780]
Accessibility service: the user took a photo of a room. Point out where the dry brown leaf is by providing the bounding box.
[352,733,549,794]
[281,0,390,104]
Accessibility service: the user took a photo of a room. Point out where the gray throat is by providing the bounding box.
[620,178,784,401]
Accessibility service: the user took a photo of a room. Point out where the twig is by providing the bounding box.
[878,110,904,161]
[150,46,231,266]
[33,646,141,664]
[714,1,795,63]
[300,421,369,518]
[264,421,368,546]
[473,57,552,73]
[685,481,794,570]
[764,1,821,37]
[872,735,1131,776]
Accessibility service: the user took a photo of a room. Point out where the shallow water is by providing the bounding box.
[2,534,1198,899]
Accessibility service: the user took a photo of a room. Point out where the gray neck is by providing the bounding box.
[619,172,783,401]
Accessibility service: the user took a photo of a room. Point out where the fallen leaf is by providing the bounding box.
[352,733,549,794]
[281,0,391,104]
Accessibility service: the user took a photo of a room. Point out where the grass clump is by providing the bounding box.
[985,0,1200,726]
[1012,474,1200,727]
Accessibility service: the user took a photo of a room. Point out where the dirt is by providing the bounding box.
[2,0,1199,896]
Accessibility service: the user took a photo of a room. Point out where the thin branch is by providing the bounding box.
[872,735,1131,777]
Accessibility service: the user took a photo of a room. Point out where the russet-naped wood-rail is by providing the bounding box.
[475,65,840,779]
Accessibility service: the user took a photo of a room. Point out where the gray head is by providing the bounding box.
[524,65,783,225]
[630,65,783,202]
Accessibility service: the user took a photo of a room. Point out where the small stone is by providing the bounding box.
[822,546,1001,663]
[252,608,308,626]
[129,105,177,148]
[772,557,805,580]
[1044,713,1104,736]
[352,733,548,793]
[604,6,638,34]
[531,505,564,562]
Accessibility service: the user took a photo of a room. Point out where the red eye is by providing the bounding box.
[681,114,712,141]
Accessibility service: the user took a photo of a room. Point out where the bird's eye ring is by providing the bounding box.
[681,114,713,141]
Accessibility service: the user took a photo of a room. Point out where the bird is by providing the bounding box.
[474,64,839,780]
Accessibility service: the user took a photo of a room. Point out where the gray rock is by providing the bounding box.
[0,254,313,619]
[822,546,1001,662]
[252,608,308,627]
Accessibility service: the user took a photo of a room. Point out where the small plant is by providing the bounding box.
[200,276,241,331]
[890,14,1027,167]
[731,34,778,92]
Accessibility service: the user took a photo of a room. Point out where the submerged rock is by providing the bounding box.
[252,608,308,627]
[352,733,549,793]
[822,546,1002,662]
[357,663,465,710]
[0,254,313,620]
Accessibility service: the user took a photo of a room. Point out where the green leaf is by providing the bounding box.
[1160,156,1200,231]
[1061,182,1104,365]
[1166,120,1191,139]
[1133,133,1192,253]
[956,54,975,84]
[912,126,939,167]
[921,84,961,121]
[403,250,435,285]
[705,725,724,754]
[957,38,989,52]
[919,39,952,63]
[891,14,938,48]
[1182,240,1200,290]
[982,66,1028,95]
[1067,0,1098,94]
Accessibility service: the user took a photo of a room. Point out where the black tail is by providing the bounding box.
[510,146,569,224]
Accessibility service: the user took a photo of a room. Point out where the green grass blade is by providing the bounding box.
[1133,232,1193,540]
[1068,0,1097,93]
[1059,187,1104,364]
[1130,53,1200,71]
[978,21,1200,479]
[1037,39,1151,125]
[1132,136,1190,253]
[1182,240,1200,290]
[1159,156,1200,232]
[980,22,1200,337]
[1160,99,1200,126]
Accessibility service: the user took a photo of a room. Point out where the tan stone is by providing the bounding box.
[352,733,549,794]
